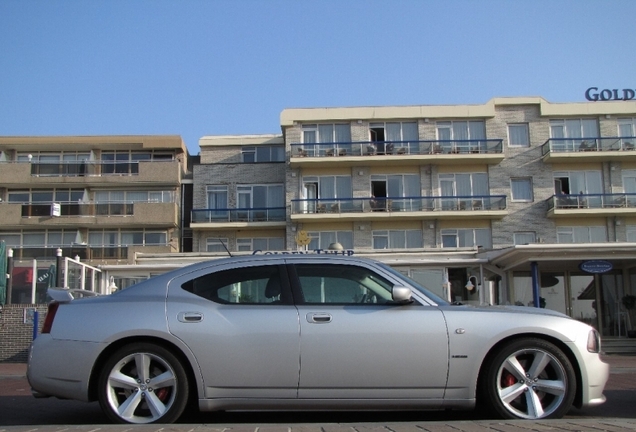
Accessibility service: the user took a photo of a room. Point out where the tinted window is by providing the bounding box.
[294,264,394,305]
[182,265,287,304]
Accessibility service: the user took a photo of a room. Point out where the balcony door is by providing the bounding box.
[553,171,602,207]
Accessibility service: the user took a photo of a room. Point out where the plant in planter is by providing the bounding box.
[621,294,636,337]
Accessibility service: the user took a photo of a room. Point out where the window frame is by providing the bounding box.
[507,123,530,147]
[510,177,534,202]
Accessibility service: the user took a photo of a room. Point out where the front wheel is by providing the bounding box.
[97,343,189,424]
[480,338,576,419]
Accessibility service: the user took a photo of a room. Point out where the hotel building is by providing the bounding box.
[182,97,636,338]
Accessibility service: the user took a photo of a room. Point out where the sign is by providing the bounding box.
[585,87,635,102]
[51,203,61,217]
[579,260,613,274]
[253,249,354,256]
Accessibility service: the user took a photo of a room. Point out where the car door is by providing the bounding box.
[166,263,301,399]
[291,262,449,401]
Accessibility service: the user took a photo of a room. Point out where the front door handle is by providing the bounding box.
[307,313,332,324]
[177,312,204,323]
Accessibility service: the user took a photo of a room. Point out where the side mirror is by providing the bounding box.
[392,286,413,304]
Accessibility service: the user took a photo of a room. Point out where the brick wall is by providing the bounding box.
[0,303,48,363]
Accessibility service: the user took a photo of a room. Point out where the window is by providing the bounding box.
[368,122,418,154]
[306,231,353,250]
[88,229,167,246]
[241,146,285,163]
[627,226,636,242]
[549,119,599,152]
[206,238,229,253]
[436,121,486,153]
[514,232,537,245]
[553,170,602,207]
[550,119,598,139]
[181,265,288,305]
[439,173,489,197]
[441,228,492,249]
[623,170,636,206]
[373,230,423,249]
[237,184,284,209]
[95,190,174,203]
[439,173,489,210]
[370,174,420,209]
[302,124,351,143]
[295,264,395,305]
[0,230,77,247]
[557,226,606,243]
[511,178,533,202]
[206,186,228,219]
[508,124,530,147]
[237,237,285,252]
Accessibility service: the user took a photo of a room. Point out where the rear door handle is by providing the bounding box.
[307,313,332,324]
[177,312,204,323]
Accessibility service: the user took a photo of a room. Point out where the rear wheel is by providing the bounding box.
[97,343,188,424]
[480,338,576,419]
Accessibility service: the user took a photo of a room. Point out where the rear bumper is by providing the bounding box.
[27,335,104,402]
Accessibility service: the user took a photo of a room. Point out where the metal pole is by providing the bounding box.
[33,310,39,340]
[56,248,63,287]
[531,261,541,308]
[6,248,13,305]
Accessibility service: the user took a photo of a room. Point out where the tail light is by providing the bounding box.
[41,302,60,334]
[587,328,601,353]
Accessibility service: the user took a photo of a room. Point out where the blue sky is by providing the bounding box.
[1,0,634,154]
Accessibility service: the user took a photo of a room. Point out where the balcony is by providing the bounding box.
[290,139,504,167]
[191,207,287,230]
[0,201,178,229]
[291,195,507,221]
[541,137,636,163]
[0,160,181,186]
[547,193,636,218]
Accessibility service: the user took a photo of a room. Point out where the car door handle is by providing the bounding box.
[177,312,204,323]
[307,313,332,324]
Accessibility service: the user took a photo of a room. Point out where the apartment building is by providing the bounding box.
[190,134,287,253]
[0,135,190,302]
[276,96,636,337]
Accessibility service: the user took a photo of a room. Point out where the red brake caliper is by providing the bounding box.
[502,371,517,388]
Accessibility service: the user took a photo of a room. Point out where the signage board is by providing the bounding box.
[51,203,61,217]
[579,260,613,274]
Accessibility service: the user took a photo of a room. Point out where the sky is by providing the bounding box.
[1,0,634,154]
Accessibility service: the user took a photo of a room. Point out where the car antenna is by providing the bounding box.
[218,238,233,257]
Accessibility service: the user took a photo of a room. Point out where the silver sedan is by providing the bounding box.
[27,255,609,424]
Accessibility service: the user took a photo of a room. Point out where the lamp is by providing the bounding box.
[465,276,478,291]
[108,276,118,293]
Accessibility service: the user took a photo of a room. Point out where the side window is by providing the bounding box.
[181,265,287,305]
[294,264,394,305]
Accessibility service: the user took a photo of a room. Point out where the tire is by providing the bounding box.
[480,338,576,420]
[97,343,189,424]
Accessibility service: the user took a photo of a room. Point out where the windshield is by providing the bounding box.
[378,262,449,306]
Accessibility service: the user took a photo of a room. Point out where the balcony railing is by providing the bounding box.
[291,196,507,214]
[541,137,636,156]
[547,193,636,211]
[15,201,177,217]
[291,139,503,158]
[192,207,287,223]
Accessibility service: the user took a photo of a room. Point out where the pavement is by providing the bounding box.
[1,355,636,432]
